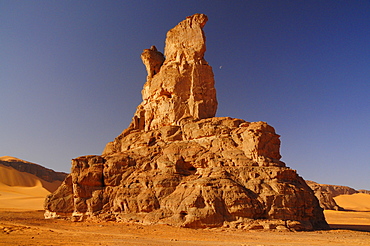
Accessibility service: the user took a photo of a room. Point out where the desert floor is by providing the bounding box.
[0,208,369,246]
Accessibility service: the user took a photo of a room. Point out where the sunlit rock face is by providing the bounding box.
[44,14,329,231]
[127,13,217,133]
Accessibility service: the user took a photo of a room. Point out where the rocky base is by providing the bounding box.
[45,117,329,230]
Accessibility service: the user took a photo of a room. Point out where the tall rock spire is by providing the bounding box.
[129,14,217,132]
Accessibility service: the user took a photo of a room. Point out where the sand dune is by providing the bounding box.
[0,184,49,210]
[334,193,370,211]
[0,156,31,163]
[0,164,61,210]
[0,163,41,187]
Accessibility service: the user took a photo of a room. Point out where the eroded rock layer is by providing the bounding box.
[44,14,328,231]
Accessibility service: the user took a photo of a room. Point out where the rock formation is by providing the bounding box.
[44,14,329,231]
[359,189,370,195]
[141,45,165,79]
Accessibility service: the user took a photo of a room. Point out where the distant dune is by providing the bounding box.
[0,156,66,184]
[334,193,370,212]
[0,156,67,210]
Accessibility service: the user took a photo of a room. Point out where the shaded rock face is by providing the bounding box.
[44,14,328,230]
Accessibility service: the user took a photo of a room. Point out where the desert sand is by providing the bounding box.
[334,193,370,211]
[1,171,370,246]
[0,164,61,210]
[0,208,369,246]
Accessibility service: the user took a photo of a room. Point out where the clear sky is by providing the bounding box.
[1,1,369,190]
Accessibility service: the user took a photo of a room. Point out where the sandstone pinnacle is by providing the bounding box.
[127,13,217,133]
[44,14,329,231]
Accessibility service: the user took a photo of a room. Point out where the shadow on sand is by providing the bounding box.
[329,224,370,232]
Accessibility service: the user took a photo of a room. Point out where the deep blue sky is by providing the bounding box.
[1,1,369,189]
